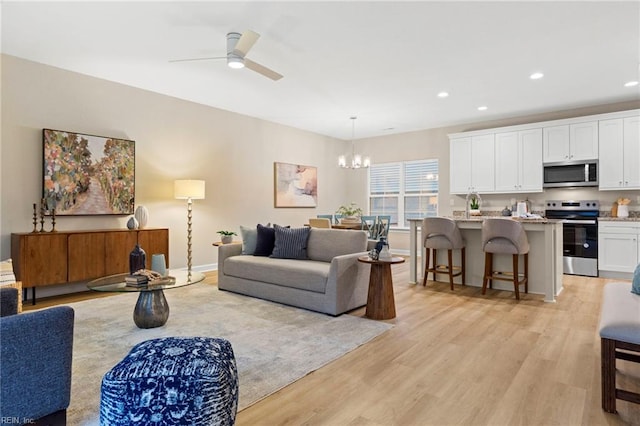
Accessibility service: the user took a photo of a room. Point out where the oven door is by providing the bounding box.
[562,219,598,276]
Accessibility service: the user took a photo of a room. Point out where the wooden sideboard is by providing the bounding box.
[11,229,169,293]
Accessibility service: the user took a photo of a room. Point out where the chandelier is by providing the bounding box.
[338,116,370,169]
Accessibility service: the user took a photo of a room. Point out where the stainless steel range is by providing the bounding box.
[545,200,599,277]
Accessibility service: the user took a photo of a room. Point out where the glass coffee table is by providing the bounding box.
[88,270,205,329]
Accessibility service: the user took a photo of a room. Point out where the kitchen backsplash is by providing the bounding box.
[452,188,640,216]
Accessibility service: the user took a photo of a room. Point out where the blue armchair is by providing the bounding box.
[0,288,74,425]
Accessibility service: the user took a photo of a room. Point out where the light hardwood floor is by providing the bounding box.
[25,262,640,425]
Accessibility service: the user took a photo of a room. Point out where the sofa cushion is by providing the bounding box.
[306,229,368,262]
[271,225,310,259]
[240,225,258,255]
[254,224,276,256]
[223,256,329,293]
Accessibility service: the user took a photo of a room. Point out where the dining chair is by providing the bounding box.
[309,218,332,228]
[317,214,334,223]
[375,215,391,239]
[360,216,377,239]
[334,214,344,225]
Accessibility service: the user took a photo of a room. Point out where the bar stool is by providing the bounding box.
[481,218,529,300]
[422,217,466,290]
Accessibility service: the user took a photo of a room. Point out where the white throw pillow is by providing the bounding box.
[0,258,16,284]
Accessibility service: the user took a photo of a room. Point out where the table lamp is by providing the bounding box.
[174,179,205,273]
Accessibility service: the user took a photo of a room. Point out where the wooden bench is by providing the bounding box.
[599,282,640,413]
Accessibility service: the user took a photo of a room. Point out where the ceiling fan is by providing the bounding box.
[170,30,283,81]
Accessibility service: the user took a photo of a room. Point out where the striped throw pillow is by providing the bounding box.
[271,225,310,260]
[0,259,16,285]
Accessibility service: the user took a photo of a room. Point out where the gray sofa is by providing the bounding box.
[217,228,371,315]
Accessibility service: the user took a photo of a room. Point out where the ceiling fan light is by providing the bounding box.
[227,56,244,69]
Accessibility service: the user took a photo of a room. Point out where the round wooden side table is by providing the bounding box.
[358,255,405,320]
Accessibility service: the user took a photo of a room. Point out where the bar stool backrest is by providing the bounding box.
[422,217,464,250]
[482,218,529,255]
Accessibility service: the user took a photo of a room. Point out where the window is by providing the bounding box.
[369,160,439,228]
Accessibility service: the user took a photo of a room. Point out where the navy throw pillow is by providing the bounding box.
[271,225,310,259]
[253,224,276,256]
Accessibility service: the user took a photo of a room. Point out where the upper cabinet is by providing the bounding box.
[599,116,640,190]
[495,128,543,193]
[450,135,495,194]
[449,109,638,196]
[543,121,598,163]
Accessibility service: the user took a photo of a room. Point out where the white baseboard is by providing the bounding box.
[390,249,410,256]
[174,263,218,272]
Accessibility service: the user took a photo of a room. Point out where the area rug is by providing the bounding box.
[66,283,392,425]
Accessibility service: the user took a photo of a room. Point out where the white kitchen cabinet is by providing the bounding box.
[543,121,598,163]
[495,128,542,193]
[449,109,638,196]
[598,222,640,273]
[599,116,640,190]
[450,135,494,194]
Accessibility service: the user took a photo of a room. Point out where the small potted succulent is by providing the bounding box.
[335,203,363,223]
[469,196,481,216]
[217,230,237,244]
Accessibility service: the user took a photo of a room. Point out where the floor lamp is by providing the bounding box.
[174,180,205,275]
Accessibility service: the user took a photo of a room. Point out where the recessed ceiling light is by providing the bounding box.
[624,81,639,87]
[437,91,449,98]
[530,72,544,80]
[477,106,488,111]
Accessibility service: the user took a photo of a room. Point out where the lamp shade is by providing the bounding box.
[174,180,205,200]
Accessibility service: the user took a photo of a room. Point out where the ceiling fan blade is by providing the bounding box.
[244,58,283,81]
[169,56,226,63]
[233,30,260,57]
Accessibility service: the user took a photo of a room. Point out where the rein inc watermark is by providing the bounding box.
[1,418,35,424]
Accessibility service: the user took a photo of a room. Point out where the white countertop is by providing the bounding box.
[599,216,640,222]
[407,216,562,225]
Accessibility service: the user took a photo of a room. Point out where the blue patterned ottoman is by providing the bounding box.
[100,337,238,425]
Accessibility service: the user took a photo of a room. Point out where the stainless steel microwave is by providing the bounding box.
[543,160,598,188]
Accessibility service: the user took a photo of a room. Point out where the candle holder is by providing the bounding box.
[39,200,46,232]
[50,208,57,232]
[32,203,38,233]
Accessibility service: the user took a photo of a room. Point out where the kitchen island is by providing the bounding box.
[408,217,563,302]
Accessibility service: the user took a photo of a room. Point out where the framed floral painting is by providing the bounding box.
[274,162,317,208]
[43,129,135,215]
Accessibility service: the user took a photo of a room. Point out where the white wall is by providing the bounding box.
[2,54,639,294]
[0,55,354,296]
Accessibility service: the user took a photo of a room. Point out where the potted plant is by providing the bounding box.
[217,230,237,244]
[469,196,481,216]
[335,203,363,223]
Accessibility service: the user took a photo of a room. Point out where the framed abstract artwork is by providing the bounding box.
[43,129,135,215]
[274,162,317,208]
